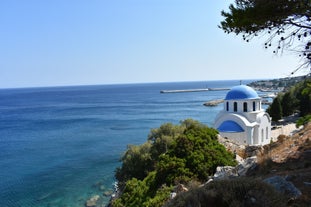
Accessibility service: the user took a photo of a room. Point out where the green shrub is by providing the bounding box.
[296,114,311,127]
[113,119,237,207]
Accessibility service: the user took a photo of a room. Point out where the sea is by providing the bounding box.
[0,80,257,207]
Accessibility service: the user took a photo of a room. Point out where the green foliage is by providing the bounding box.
[220,0,311,68]
[156,154,193,185]
[148,122,182,161]
[267,96,282,122]
[143,185,172,207]
[112,171,169,207]
[148,122,184,142]
[115,142,153,187]
[113,119,237,207]
[281,89,298,117]
[296,114,311,127]
[267,77,311,120]
[297,78,311,116]
[165,178,287,207]
[113,178,147,207]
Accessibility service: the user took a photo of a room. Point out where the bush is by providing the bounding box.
[113,119,237,207]
[296,114,311,127]
[115,142,153,187]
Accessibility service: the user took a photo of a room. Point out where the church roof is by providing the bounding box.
[217,120,245,133]
[225,85,259,100]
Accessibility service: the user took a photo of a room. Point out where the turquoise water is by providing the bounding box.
[0,80,254,207]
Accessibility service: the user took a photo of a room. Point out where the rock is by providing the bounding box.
[213,166,238,180]
[235,154,244,164]
[169,184,188,200]
[244,145,264,157]
[263,176,302,199]
[175,184,188,193]
[236,156,257,176]
[205,178,213,184]
[99,185,106,191]
[103,190,113,197]
[170,192,177,199]
[203,99,224,106]
[212,156,257,181]
[85,195,100,207]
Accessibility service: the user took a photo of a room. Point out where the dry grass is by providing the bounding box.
[165,178,287,207]
[252,123,311,206]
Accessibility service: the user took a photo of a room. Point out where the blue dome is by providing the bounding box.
[225,85,259,100]
[217,120,244,133]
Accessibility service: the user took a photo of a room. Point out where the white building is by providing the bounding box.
[214,85,271,145]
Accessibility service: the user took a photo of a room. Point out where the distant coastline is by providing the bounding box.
[247,75,308,92]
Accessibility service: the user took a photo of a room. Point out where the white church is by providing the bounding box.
[214,85,271,146]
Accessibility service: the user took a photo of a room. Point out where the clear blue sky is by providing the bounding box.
[0,0,304,88]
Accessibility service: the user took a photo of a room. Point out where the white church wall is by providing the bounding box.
[258,114,271,145]
[243,112,259,122]
[214,85,272,146]
[253,126,259,145]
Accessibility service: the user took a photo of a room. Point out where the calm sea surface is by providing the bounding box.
[0,80,255,207]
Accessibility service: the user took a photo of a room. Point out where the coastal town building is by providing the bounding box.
[214,85,271,145]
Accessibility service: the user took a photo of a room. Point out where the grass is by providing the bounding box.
[165,178,287,207]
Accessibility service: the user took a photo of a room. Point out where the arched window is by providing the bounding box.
[243,102,247,112]
[226,102,229,111]
[234,102,237,112]
[253,101,256,111]
[261,129,264,142]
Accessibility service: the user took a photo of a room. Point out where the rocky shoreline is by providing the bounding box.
[83,181,118,207]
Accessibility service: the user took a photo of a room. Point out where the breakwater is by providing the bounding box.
[160,88,230,93]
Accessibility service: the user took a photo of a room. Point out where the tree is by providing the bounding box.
[115,142,153,186]
[267,96,283,122]
[297,77,311,115]
[267,77,311,120]
[281,89,298,116]
[148,123,183,160]
[220,0,311,70]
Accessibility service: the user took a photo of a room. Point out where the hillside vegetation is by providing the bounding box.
[267,77,311,122]
[112,119,237,207]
